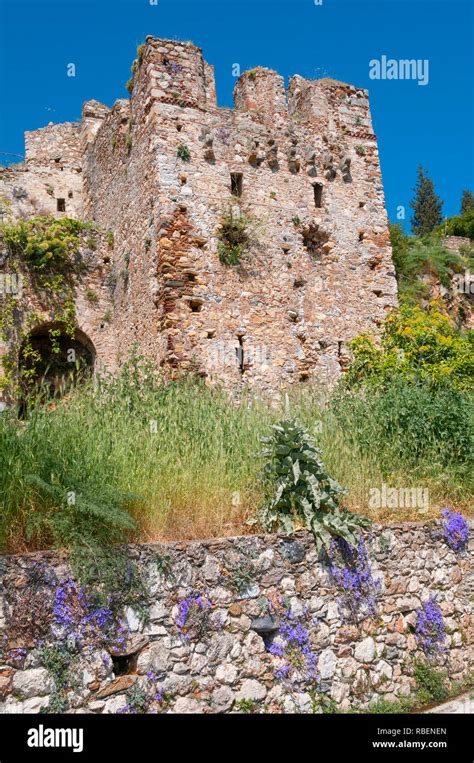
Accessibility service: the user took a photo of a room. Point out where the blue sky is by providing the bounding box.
[0,0,472,227]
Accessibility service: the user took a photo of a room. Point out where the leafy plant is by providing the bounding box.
[256,419,369,551]
[233,698,260,713]
[177,144,191,162]
[355,145,366,156]
[216,209,254,266]
[346,302,474,392]
[413,658,448,703]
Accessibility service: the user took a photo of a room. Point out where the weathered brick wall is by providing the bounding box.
[0,522,471,714]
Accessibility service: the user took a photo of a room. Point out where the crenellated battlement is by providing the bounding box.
[0,36,397,396]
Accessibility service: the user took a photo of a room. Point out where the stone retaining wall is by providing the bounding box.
[0,521,472,714]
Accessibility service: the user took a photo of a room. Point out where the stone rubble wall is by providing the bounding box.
[80,37,398,392]
[1,36,399,395]
[0,522,471,714]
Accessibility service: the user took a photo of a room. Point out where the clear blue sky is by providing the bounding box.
[0,0,472,226]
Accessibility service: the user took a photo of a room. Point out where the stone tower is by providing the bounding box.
[0,37,398,396]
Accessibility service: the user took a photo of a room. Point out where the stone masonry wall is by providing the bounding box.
[0,522,471,714]
[81,37,398,392]
[1,36,398,395]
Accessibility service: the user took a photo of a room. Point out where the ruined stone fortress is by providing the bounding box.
[0,36,398,394]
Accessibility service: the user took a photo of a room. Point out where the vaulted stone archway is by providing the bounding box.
[18,322,95,404]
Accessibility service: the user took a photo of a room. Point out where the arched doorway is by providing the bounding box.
[18,322,95,408]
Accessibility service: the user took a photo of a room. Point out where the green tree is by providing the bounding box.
[460,190,474,214]
[410,167,443,237]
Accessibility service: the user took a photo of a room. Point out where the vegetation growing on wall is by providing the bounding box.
[216,209,254,266]
[389,224,472,305]
[0,216,93,395]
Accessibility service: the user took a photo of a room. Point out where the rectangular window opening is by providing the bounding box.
[313,183,323,208]
[231,173,243,198]
[57,198,66,212]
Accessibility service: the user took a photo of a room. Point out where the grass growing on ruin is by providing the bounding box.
[0,356,472,553]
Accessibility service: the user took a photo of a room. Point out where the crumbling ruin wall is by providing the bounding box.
[81,37,397,391]
[2,36,398,394]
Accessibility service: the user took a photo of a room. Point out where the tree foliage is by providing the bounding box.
[410,166,443,237]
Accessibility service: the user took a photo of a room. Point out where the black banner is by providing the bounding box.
[0,712,471,762]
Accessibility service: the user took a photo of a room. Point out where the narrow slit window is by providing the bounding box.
[236,336,244,373]
[231,173,243,198]
[313,183,323,208]
[57,198,66,212]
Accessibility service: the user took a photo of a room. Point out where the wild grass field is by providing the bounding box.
[1,354,472,554]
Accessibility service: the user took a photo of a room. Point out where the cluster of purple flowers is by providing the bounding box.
[268,604,319,692]
[147,671,168,706]
[441,509,469,552]
[327,537,381,623]
[176,591,212,640]
[415,596,446,656]
[52,579,127,651]
[6,646,27,667]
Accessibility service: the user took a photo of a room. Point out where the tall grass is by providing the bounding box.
[0,359,472,552]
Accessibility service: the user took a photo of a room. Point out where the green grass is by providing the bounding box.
[0,357,472,553]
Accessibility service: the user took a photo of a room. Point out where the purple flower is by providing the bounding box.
[266,601,319,692]
[175,591,212,639]
[327,537,381,623]
[441,509,469,552]
[416,596,446,656]
[51,579,128,651]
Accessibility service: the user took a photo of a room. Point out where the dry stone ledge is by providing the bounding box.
[0,521,472,714]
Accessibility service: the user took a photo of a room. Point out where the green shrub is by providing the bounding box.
[177,144,191,162]
[346,302,474,392]
[436,210,474,240]
[390,225,467,304]
[256,419,369,551]
[216,210,253,266]
[0,217,91,274]
[85,289,98,305]
[413,658,449,704]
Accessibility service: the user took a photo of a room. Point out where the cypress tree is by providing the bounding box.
[410,166,443,236]
[460,190,474,214]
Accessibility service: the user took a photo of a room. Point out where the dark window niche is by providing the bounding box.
[56,198,66,212]
[231,173,243,198]
[313,183,323,208]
